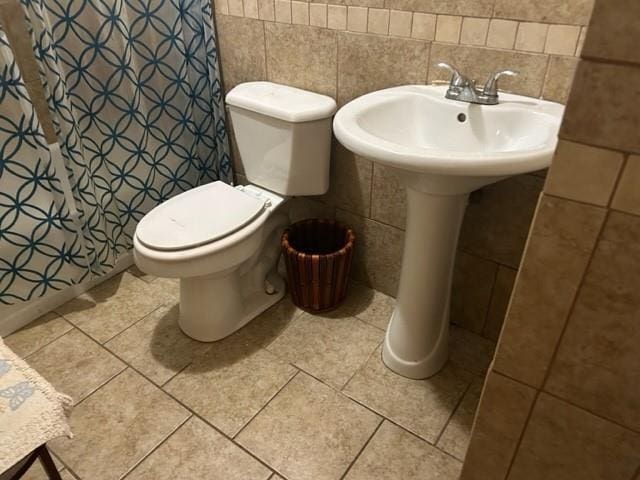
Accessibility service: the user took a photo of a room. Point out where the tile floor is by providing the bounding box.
[5,266,497,480]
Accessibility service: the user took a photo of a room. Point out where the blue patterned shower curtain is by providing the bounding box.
[0,28,89,304]
[21,0,232,275]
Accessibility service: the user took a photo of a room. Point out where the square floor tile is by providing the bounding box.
[4,313,72,358]
[437,377,484,460]
[267,312,383,388]
[342,282,395,330]
[51,368,189,480]
[106,304,212,385]
[449,326,496,376]
[27,329,126,403]
[151,277,180,304]
[343,347,473,443]
[56,273,165,343]
[164,323,298,436]
[237,372,381,480]
[126,417,271,480]
[345,421,462,479]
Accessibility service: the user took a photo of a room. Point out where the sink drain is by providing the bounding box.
[457,113,467,123]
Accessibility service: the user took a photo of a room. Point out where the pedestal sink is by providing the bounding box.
[333,85,563,379]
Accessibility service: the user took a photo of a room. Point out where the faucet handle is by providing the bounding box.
[436,62,467,87]
[483,69,518,97]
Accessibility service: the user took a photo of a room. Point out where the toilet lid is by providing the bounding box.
[136,181,266,251]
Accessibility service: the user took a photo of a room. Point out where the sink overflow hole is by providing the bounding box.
[457,113,467,123]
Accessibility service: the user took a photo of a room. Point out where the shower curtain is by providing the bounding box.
[21,0,232,276]
[0,27,89,304]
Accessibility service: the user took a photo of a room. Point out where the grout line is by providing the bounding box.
[479,264,500,334]
[233,369,301,440]
[490,368,640,435]
[433,378,473,446]
[120,413,193,479]
[504,208,612,478]
[605,153,629,209]
[339,417,384,479]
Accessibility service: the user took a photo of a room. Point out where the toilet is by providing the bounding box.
[133,82,336,341]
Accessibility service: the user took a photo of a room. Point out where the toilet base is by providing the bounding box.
[178,271,286,342]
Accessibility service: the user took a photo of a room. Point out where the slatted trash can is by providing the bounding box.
[281,219,355,313]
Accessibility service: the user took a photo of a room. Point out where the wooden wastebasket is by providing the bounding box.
[281,219,355,313]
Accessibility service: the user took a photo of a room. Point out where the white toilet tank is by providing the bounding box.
[226,82,337,196]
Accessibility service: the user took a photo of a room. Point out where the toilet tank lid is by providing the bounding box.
[226,82,337,123]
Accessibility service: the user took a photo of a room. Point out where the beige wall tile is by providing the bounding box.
[612,155,640,216]
[545,25,580,56]
[435,15,462,43]
[576,27,588,56]
[265,23,337,97]
[428,44,549,98]
[388,10,412,37]
[384,0,493,17]
[515,22,549,53]
[258,0,275,20]
[483,266,517,341]
[274,0,292,23]
[216,16,266,93]
[291,0,309,24]
[411,12,436,40]
[545,140,624,206]
[509,393,640,480]
[562,61,640,154]
[243,0,260,18]
[309,3,327,27]
[336,209,404,295]
[493,195,606,387]
[328,4,347,30]
[322,142,373,216]
[457,175,544,268]
[337,32,429,106]
[213,0,229,15]
[370,163,406,229]
[493,0,594,25]
[542,55,578,104]
[228,0,244,15]
[347,6,368,32]
[545,212,640,431]
[460,372,536,480]
[582,0,640,64]
[450,252,497,335]
[460,17,489,46]
[486,19,518,49]
[367,8,389,35]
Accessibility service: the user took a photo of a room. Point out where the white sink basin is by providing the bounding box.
[334,85,563,379]
[334,85,563,194]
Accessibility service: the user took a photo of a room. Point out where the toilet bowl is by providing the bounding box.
[133,82,336,341]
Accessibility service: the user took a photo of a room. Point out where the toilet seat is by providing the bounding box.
[136,181,267,252]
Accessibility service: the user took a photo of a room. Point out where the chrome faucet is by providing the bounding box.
[436,63,518,105]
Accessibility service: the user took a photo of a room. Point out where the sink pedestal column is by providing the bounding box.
[382,188,468,379]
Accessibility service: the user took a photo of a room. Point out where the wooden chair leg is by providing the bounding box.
[36,446,62,480]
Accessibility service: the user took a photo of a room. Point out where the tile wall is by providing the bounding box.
[461,0,640,478]
[214,0,594,339]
